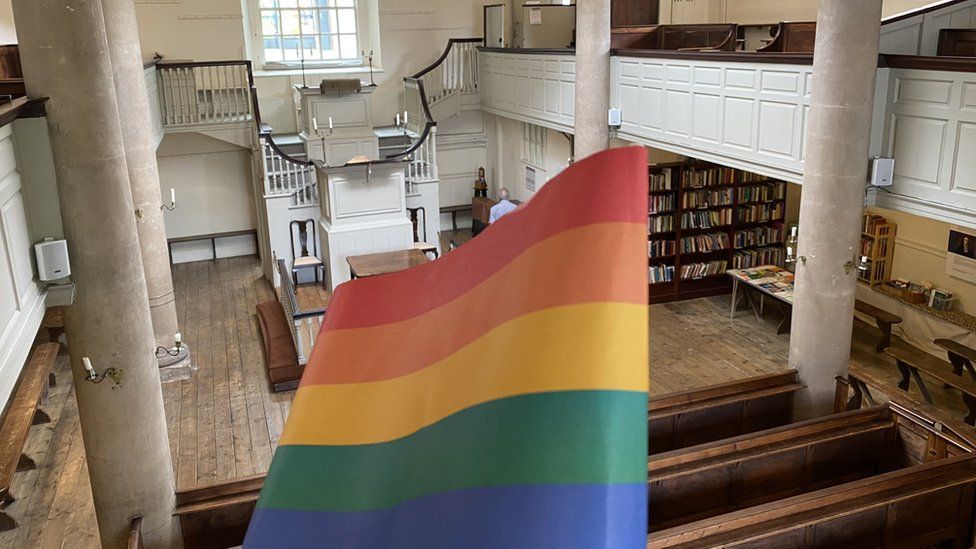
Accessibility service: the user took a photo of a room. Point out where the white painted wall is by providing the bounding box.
[156,133,258,263]
[0,0,14,44]
[0,123,47,412]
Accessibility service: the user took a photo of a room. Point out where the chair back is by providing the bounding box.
[289,219,317,261]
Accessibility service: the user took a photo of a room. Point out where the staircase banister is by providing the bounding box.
[385,121,437,160]
[409,37,484,79]
[403,77,435,124]
[261,132,315,166]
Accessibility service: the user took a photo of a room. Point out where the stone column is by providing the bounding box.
[102,0,179,347]
[573,0,611,160]
[12,1,179,547]
[788,0,883,419]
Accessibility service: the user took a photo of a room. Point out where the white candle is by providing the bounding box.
[328,116,333,130]
[312,117,319,131]
[170,188,176,204]
[403,111,408,125]
[175,332,182,346]
[395,113,400,127]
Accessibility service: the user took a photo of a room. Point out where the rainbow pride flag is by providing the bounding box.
[244,147,649,548]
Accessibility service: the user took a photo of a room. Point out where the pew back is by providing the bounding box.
[175,475,263,549]
[649,370,803,453]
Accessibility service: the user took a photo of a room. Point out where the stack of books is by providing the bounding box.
[732,247,784,269]
[733,226,782,249]
[648,240,676,258]
[649,194,675,214]
[680,260,728,280]
[681,208,733,229]
[736,202,785,223]
[648,215,675,234]
[649,168,674,191]
[682,188,733,209]
[650,264,675,284]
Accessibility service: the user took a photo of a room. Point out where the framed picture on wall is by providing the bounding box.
[946,225,976,283]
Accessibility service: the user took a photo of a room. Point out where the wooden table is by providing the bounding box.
[346,248,430,279]
[727,265,795,335]
[935,338,976,380]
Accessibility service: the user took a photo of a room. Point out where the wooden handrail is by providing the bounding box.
[410,38,483,80]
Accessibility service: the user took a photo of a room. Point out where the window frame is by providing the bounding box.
[252,0,366,70]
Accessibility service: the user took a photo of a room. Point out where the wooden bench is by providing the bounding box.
[884,345,976,425]
[854,299,902,352]
[440,204,469,231]
[649,406,895,532]
[649,370,804,454]
[757,21,817,53]
[838,363,976,459]
[175,474,264,549]
[0,343,58,531]
[935,338,976,380]
[167,228,257,264]
[649,452,976,547]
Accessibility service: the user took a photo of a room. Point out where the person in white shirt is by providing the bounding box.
[489,187,517,224]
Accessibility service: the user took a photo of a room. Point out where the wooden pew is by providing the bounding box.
[757,21,817,53]
[175,474,263,549]
[649,370,804,454]
[0,343,58,531]
[649,407,896,532]
[649,452,976,547]
[885,346,976,425]
[854,299,902,352]
[938,28,976,56]
[611,24,738,51]
[838,363,976,460]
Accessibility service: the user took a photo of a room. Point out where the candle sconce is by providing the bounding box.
[160,188,177,211]
[82,357,122,385]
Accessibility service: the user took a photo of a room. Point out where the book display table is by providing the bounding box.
[727,265,795,334]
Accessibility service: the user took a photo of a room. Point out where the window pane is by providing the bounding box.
[317,9,336,35]
[279,0,299,7]
[297,0,316,6]
[337,8,356,33]
[299,10,316,34]
[336,0,355,7]
[261,11,279,35]
[259,0,277,7]
[282,36,302,60]
[281,9,300,34]
[319,34,334,52]
[339,34,358,59]
[264,37,283,61]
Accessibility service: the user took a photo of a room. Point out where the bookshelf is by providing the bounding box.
[647,160,788,304]
[858,211,897,287]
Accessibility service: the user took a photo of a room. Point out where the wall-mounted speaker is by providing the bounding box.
[35,239,70,282]
[869,158,895,187]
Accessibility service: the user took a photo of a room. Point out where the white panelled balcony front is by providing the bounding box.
[613,54,812,183]
[479,50,576,133]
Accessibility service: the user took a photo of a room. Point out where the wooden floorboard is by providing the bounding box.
[1,254,971,548]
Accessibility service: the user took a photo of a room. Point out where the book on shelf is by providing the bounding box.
[735,182,786,203]
[648,193,676,214]
[648,239,676,258]
[681,188,733,209]
[650,167,674,191]
[681,166,737,188]
[736,202,785,224]
[649,264,675,284]
[862,212,888,235]
[732,246,784,269]
[860,236,875,256]
[680,208,733,229]
[680,260,728,280]
[648,215,675,234]
[679,232,729,254]
[733,226,782,249]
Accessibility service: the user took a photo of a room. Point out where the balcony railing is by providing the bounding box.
[156,61,254,127]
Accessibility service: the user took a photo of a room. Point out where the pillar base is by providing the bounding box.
[157,345,195,383]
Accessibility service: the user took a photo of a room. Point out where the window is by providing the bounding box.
[259,0,360,65]
[522,123,547,168]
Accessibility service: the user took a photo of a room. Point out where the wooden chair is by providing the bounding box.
[289,219,325,289]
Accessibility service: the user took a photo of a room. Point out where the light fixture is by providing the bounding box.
[82,356,122,385]
[160,188,177,211]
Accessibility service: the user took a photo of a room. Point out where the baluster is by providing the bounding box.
[231,65,240,118]
[178,68,188,124]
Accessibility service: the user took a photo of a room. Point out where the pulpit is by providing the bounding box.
[317,160,414,290]
[296,82,379,166]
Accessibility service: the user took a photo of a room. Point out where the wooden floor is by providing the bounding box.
[0,253,970,547]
